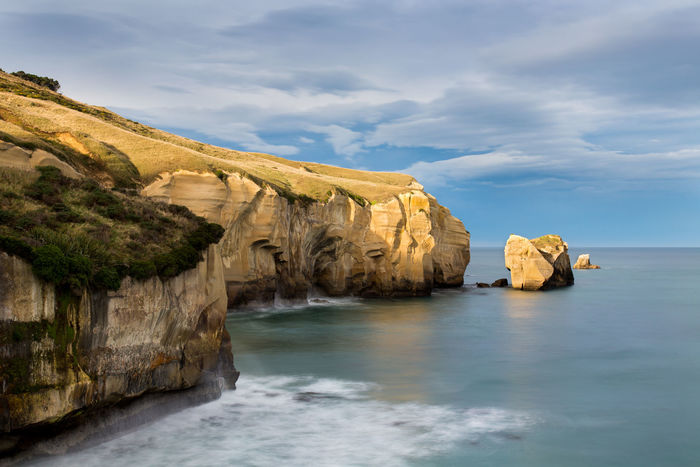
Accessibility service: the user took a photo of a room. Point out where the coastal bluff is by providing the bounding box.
[0,69,470,455]
[504,234,574,290]
[0,247,237,449]
[144,171,469,305]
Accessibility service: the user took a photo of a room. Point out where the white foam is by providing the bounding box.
[35,375,534,467]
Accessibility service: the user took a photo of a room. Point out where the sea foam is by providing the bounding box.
[34,375,534,467]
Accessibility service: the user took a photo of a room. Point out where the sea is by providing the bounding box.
[32,248,700,466]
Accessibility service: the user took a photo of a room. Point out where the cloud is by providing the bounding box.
[3,0,700,184]
[307,124,365,158]
[401,146,700,189]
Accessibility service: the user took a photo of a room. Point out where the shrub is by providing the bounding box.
[186,222,225,250]
[92,266,121,291]
[154,252,179,278]
[212,168,228,182]
[32,245,68,283]
[167,203,194,219]
[0,208,15,224]
[11,71,61,92]
[0,235,33,260]
[66,254,92,289]
[128,260,157,280]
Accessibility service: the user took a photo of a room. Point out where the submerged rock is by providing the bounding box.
[504,234,574,290]
[573,254,600,269]
[491,278,508,287]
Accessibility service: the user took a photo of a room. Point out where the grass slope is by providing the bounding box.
[0,71,417,203]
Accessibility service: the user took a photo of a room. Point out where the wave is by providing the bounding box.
[34,375,534,467]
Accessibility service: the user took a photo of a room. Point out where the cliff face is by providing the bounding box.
[143,171,470,306]
[0,245,237,434]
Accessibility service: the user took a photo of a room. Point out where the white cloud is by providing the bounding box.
[4,0,700,185]
[307,124,365,158]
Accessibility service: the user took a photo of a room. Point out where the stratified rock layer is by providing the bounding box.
[573,254,600,269]
[143,171,470,306]
[0,246,237,434]
[504,234,574,290]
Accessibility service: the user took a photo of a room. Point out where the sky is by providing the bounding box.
[2,0,699,246]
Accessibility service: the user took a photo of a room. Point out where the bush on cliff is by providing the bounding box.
[0,166,225,291]
[32,245,69,284]
[10,71,61,92]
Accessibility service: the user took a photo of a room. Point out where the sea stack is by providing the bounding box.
[504,234,574,290]
[573,254,600,269]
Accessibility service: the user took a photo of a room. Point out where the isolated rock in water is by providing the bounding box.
[573,254,600,269]
[504,234,574,290]
[491,278,508,287]
[476,282,490,288]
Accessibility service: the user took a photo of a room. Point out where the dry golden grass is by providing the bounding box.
[0,71,417,202]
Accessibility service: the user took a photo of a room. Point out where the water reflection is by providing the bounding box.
[360,299,435,403]
[502,288,545,320]
[226,298,443,404]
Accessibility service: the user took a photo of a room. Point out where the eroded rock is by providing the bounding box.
[143,171,471,306]
[0,141,81,179]
[504,234,574,290]
[573,254,600,269]
[0,247,237,435]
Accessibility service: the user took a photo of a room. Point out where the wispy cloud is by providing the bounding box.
[3,0,700,185]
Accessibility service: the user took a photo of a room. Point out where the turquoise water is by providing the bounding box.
[38,248,700,466]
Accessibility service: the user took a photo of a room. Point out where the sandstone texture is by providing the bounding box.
[0,246,237,434]
[573,254,600,269]
[0,141,81,179]
[504,234,574,290]
[143,171,470,306]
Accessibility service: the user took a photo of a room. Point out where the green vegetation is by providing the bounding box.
[333,186,368,207]
[0,166,224,292]
[10,71,60,92]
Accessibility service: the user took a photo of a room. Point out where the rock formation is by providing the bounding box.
[0,246,237,438]
[491,278,508,287]
[143,171,470,306]
[573,254,600,269]
[504,234,574,290]
[0,141,81,179]
[0,71,471,457]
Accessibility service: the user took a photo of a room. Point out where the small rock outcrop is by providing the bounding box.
[573,254,600,269]
[491,278,508,287]
[0,141,81,179]
[504,234,574,290]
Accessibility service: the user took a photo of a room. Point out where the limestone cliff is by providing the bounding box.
[504,234,574,290]
[143,171,470,306]
[0,246,237,436]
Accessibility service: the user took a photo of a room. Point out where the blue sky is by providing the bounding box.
[2,0,699,245]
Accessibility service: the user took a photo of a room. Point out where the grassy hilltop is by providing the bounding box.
[0,70,418,204]
[0,70,423,292]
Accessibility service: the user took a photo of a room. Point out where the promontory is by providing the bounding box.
[0,70,469,454]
